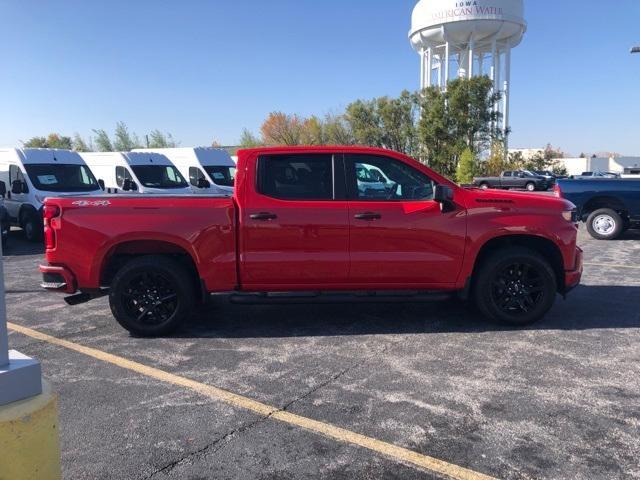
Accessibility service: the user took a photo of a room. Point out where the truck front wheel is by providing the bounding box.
[109,255,196,337]
[473,247,557,326]
[525,182,536,192]
[586,208,624,240]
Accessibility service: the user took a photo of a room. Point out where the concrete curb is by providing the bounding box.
[0,380,61,480]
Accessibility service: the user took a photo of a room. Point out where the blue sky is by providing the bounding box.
[1,0,639,155]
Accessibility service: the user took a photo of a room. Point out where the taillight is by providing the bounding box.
[43,204,61,250]
[43,205,60,220]
[553,184,562,198]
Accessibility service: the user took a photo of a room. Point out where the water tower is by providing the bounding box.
[409,0,526,139]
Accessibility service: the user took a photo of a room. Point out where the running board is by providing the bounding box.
[64,290,108,306]
[228,291,453,305]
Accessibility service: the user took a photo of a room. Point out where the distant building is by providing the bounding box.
[553,156,640,177]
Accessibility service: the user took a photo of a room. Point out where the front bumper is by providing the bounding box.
[39,265,77,294]
[564,246,583,293]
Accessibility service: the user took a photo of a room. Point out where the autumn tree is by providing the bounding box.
[323,114,354,145]
[261,112,303,145]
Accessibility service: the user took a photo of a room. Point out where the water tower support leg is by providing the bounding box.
[503,48,511,147]
[468,37,475,78]
[420,49,425,90]
[444,41,450,91]
[426,47,433,88]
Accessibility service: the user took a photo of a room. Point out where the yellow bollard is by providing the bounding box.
[0,381,61,480]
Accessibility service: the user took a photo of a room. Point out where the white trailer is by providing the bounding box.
[80,152,192,195]
[133,147,235,195]
[0,148,102,241]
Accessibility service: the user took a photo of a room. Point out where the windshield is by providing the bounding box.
[203,166,236,187]
[131,165,188,189]
[24,164,99,192]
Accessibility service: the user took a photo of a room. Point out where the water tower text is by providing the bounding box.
[432,2,504,21]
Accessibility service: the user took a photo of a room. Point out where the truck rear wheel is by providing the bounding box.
[109,255,196,337]
[479,183,489,190]
[473,247,557,326]
[586,208,624,240]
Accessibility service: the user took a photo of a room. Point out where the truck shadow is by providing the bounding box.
[177,285,640,339]
[2,231,44,257]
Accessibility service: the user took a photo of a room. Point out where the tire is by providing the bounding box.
[473,247,557,326]
[109,255,196,337]
[586,208,624,240]
[22,212,43,242]
[525,182,536,192]
[479,183,490,190]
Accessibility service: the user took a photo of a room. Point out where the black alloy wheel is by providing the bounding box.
[473,247,557,326]
[109,255,195,336]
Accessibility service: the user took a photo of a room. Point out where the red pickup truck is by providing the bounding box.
[40,146,583,336]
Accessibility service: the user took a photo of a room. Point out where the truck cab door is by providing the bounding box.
[239,153,349,289]
[345,154,466,286]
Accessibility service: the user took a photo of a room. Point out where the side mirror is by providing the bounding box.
[122,179,138,192]
[434,185,455,213]
[0,181,6,198]
[196,177,211,189]
[98,179,105,191]
[11,180,26,195]
[434,184,454,203]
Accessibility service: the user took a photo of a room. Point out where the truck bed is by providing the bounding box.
[43,195,237,292]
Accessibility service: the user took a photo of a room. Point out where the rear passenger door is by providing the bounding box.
[239,153,350,288]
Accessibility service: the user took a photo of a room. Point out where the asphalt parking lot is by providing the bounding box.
[4,225,640,480]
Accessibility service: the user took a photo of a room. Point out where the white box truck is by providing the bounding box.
[133,147,235,195]
[80,152,193,195]
[0,148,102,241]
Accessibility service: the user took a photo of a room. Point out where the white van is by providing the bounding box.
[133,147,235,195]
[0,148,102,241]
[80,152,192,195]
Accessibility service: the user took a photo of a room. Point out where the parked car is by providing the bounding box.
[0,148,103,241]
[570,171,621,180]
[40,146,582,336]
[473,170,550,191]
[555,178,640,240]
[80,152,193,195]
[133,147,236,195]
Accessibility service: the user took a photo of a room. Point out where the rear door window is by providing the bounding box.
[257,154,334,200]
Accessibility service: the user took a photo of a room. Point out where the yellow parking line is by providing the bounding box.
[584,262,640,270]
[8,322,496,480]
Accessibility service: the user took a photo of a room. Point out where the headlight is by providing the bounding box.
[562,210,578,222]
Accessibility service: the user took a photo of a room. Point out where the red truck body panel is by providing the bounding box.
[41,146,582,297]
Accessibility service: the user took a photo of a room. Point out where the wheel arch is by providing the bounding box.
[582,195,628,220]
[471,234,565,294]
[99,239,205,301]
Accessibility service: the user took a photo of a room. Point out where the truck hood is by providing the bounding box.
[463,187,575,211]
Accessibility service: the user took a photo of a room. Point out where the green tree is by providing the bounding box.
[23,133,72,149]
[92,129,113,152]
[323,114,354,145]
[147,130,177,148]
[456,147,476,184]
[345,91,419,156]
[239,129,262,148]
[22,136,48,148]
[418,76,503,177]
[72,133,91,152]
[113,122,141,151]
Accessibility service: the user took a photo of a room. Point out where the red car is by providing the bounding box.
[40,146,583,336]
